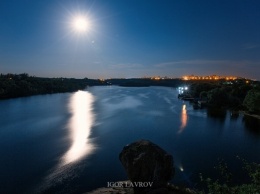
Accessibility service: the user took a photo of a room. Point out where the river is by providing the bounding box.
[0,86,259,193]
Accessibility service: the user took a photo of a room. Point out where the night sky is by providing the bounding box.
[0,0,260,79]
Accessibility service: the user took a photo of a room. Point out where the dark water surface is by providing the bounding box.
[0,86,259,193]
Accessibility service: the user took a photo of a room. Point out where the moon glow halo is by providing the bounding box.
[71,15,90,34]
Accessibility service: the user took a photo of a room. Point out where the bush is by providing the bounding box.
[243,89,260,114]
[199,157,260,194]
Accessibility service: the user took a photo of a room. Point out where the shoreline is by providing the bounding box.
[241,111,260,120]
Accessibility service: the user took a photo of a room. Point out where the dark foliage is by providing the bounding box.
[188,80,259,113]
[0,73,107,99]
[199,158,260,194]
[243,89,260,114]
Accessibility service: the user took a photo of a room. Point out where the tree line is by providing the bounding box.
[188,80,260,115]
[0,73,107,99]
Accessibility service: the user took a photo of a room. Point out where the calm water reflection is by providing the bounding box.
[0,86,259,193]
[179,104,187,134]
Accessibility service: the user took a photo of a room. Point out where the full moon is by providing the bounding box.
[72,15,90,33]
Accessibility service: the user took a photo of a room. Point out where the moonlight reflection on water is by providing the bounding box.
[36,91,96,193]
[62,90,95,165]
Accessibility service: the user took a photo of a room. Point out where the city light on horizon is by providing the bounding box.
[182,75,239,81]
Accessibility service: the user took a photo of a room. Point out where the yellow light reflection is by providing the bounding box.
[62,91,95,165]
[178,104,187,134]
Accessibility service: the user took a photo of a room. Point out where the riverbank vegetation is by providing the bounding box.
[0,73,183,99]
[185,79,260,116]
[108,78,182,87]
[198,157,260,194]
[0,73,107,99]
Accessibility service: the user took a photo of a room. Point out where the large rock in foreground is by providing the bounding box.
[119,140,174,194]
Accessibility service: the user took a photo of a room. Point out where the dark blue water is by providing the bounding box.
[0,86,259,193]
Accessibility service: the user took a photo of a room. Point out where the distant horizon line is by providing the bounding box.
[1,72,257,81]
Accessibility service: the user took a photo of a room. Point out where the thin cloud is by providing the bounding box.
[243,43,260,50]
[110,63,145,69]
[154,60,260,69]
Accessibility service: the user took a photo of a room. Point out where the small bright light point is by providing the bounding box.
[180,167,184,171]
[185,87,188,90]
[72,15,90,33]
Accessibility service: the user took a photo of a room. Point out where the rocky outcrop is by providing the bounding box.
[119,140,174,194]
